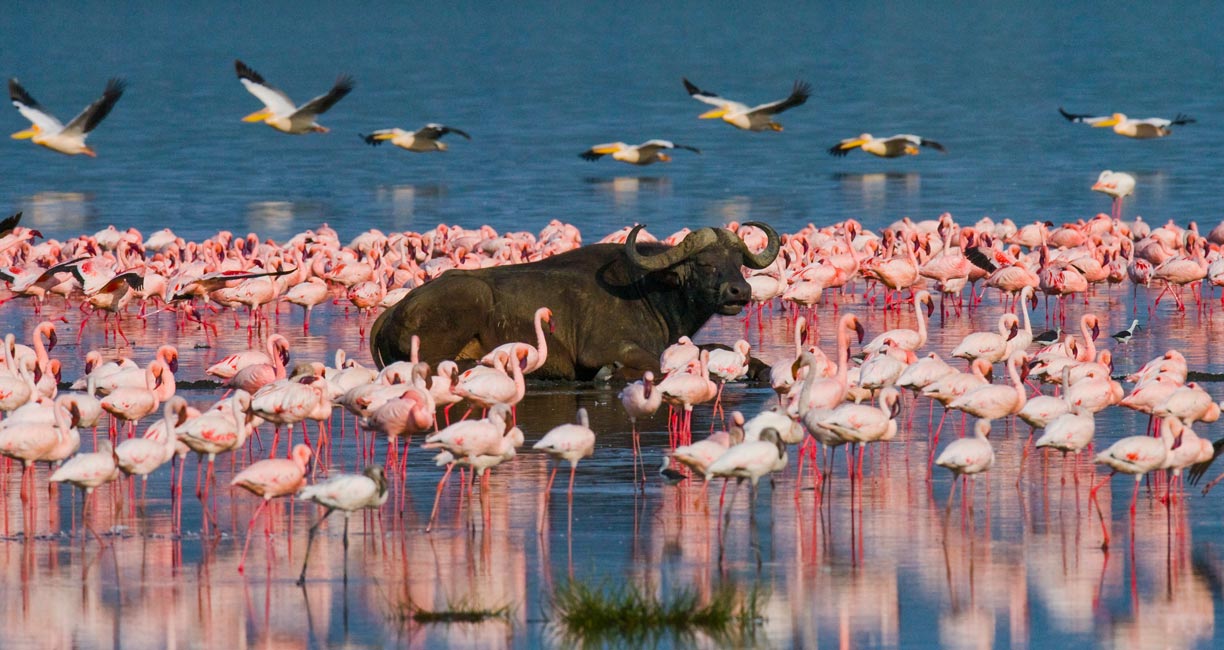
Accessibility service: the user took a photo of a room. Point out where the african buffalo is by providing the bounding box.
[369,222,780,380]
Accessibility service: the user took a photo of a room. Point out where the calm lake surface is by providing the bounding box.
[3,3,1224,648]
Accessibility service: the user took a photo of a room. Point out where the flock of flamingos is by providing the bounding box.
[0,207,1223,575]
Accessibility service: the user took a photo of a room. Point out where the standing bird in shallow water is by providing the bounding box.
[619,370,662,486]
[579,140,700,165]
[230,443,312,572]
[683,78,811,131]
[8,77,125,157]
[296,465,388,586]
[1059,107,1194,139]
[1090,416,1181,549]
[1111,319,1140,344]
[827,133,946,158]
[533,408,596,530]
[234,59,353,134]
[361,124,470,152]
[936,419,995,513]
[50,439,121,540]
[1092,170,1136,219]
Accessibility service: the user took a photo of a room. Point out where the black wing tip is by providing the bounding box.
[1058,106,1086,122]
[333,74,356,94]
[683,77,715,97]
[8,77,35,104]
[0,212,21,236]
[234,59,265,84]
[579,150,603,161]
[922,139,947,152]
[103,77,127,97]
[678,144,700,154]
[965,248,998,273]
[792,79,813,99]
[449,127,472,140]
[1173,113,1196,126]
[828,144,850,157]
[360,133,382,146]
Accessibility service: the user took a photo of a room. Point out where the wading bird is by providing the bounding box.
[296,465,388,585]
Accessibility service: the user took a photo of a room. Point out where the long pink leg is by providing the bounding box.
[237,499,269,573]
[425,464,455,533]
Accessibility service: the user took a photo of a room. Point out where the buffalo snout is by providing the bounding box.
[717,279,751,314]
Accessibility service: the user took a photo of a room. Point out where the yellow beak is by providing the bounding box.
[699,107,728,119]
[242,108,272,123]
[841,139,866,149]
[11,125,39,140]
[374,133,396,140]
[1092,116,1120,128]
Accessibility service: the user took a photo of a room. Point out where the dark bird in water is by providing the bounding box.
[1111,319,1140,344]
[658,456,686,485]
[1032,328,1061,346]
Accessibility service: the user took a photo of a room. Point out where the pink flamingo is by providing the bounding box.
[50,439,121,540]
[116,397,187,495]
[231,443,313,572]
[533,407,597,531]
[673,412,745,483]
[296,465,389,585]
[283,276,330,330]
[178,390,254,502]
[205,333,291,380]
[947,352,1027,423]
[659,336,699,376]
[935,419,995,513]
[250,372,332,457]
[422,403,515,531]
[657,351,718,445]
[619,370,663,485]
[100,360,174,436]
[453,349,526,412]
[1090,417,1181,548]
[479,307,554,374]
[706,339,751,415]
[228,334,290,393]
[809,387,901,477]
[863,290,934,353]
[0,397,76,501]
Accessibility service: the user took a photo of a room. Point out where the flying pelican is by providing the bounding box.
[8,77,125,156]
[580,140,700,165]
[1059,107,1194,139]
[1091,170,1135,219]
[828,133,945,158]
[682,78,811,131]
[360,124,470,152]
[235,59,354,134]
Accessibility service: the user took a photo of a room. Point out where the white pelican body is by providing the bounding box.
[1060,107,1194,139]
[9,77,125,156]
[362,124,470,152]
[580,140,699,165]
[829,133,945,158]
[683,78,811,131]
[235,59,353,134]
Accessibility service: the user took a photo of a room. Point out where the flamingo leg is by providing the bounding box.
[425,464,455,533]
[296,507,334,586]
[237,499,270,573]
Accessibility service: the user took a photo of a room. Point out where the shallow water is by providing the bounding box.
[0,280,1220,649]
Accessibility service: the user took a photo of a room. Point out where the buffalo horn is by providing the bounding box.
[737,221,781,269]
[624,224,719,271]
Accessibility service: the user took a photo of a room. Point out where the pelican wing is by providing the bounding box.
[8,78,64,132]
[235,60,297,116]
[639,139,701,154]
[892,134,946,152]
[682,78,750,114]
[0,212,20,238]
[417,123,470,140]
[1058,107,1112,126]
[62,78,125,136]
[747,80,811,116]
[291,75,354,119]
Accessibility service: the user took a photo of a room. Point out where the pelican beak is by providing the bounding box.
[699,107,728,119]
[841,139,867,150]
[80,146,97,158]
[11,125,39,140]
[1093,116,1120,127]
[242,108,272,123]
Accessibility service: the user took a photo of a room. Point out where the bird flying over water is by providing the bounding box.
[683,78,810,131]
[580,140,700,165]
[1059,107,1194,139]
[361,124,470,152]
[9,77,125,156]
[235,60,353,134]
[828,133,945,158]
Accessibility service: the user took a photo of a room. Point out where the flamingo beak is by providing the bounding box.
[925,298,934,318]
[1092,322,1100,340]
[854,321,865,344]
[169,355,179,373]
[644,382,653,400]
[47,330,57,352]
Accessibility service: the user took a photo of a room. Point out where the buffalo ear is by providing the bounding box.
[655,269,683,289]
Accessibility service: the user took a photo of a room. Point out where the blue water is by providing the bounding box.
[4,3,1224,243]
[4,4,1224,649]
